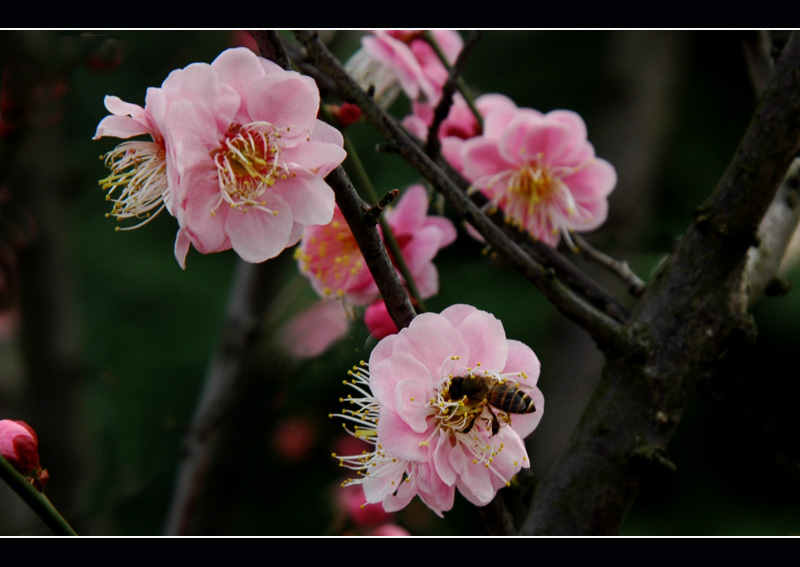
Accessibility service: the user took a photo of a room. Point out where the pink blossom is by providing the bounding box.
[152,47,346,266]
[367,524,411,536]
[336,484,393,528]
[402,93,518,174]
[333,304,544,516]
[95,48,346,268]
[461,108,616,247]
[0,419,48,490]
[94,93,170,229]
[296,184,456,305]
[364,300,398,340]
[346,30,463,106]
[279,300,351,358]
[272,417,317,462]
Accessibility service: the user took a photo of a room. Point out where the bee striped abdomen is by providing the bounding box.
[490,385,536,414]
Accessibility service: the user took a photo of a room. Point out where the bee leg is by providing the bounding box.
[487,406,501,436]
[462,412,478,434]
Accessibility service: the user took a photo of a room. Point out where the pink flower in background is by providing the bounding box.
[0,419,48,490]
[155,48,345,266]
[345,30,463,107]
[296,184,456,305]
[367,524,411,536]
[402,93,518,174]
[279,300,351,358]
[462,108,616,247]
[332,304,544,516]
[94,94,170,229]
[272,417,318,462]
[336,484,393,528]
[364,300,398,340]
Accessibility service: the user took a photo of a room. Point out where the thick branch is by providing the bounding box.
[163,260,276,535]
[522,31,800,535]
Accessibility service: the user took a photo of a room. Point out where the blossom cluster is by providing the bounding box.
[404,92,616,249]
[95,47,347,267]
[333,304,543,516]
[345,30,463,107]
[283,185,457,357]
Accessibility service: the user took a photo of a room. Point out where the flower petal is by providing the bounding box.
[224,193,293,263]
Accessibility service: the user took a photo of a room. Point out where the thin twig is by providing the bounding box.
[571,233,646,297]
[425,31,483,157]
[366,189,399,221]
[326,167,417,330]
[422,31,483,130]
[0,455,77,535]
[339,132,427,312]
[249,30,290,71]
[434,151,631,323]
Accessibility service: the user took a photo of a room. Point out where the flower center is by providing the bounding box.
[482,160,590,247]
[212,121,285,214]
[99,140,168,231]
[507,164,562,212]
[296,212,366,299]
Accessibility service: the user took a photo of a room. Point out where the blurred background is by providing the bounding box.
[0,30,798,535]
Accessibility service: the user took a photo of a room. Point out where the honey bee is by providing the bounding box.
[447,374,536,436]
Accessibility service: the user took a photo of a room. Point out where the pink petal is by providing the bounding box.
[439,304,478,328]
[370,352,431,412]
[174,229,192,269]
[287,222,304,247]
[503,339,541,384]
[269,169,335,227]
[410,262,439,299]
[377,408,429,462]
[521,120,573,165]
[94,114,150,140]
[454,309,509,370]
[245,73,320,136]
[281,141,347,178]
[394,377,434,433]
[364,300,399,340]
[432,433,458,486]
[369,333,400,367]
[310,119,344,146]
[461,137,511,182]
[387,184,428,232]
[362,458,407,504]
[279,301,350,358]
[571,197,609,232]
[211,47,267,97]
[562,158,617,202]
[224,193,293,263]
[395,313,469,378]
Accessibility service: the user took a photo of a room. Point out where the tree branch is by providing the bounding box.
[521,31,800,535]
[326,167,417,330]
[295,31,628,351]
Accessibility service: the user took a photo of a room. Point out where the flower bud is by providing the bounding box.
[0,419,48,490]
